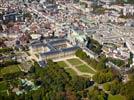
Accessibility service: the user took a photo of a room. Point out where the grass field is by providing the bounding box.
[0,81,7,92]
[57,58,96,77]
[76,65,95,74]
[57,61,68,68]
[0,81,8,96]
[67,58,83,66]
[0,65,21,75]
[65,68,77,77]
[108,94,125,100]
[57,61,77,77]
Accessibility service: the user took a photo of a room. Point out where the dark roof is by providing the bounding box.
[4,12,17,16]
[40,50,61,57]
[1,11,24,22]
[40,46,79,57]
[30,40,46,48]
[31,43,44,48]
[38,61,47,67]
[44,4,57,9]
[62,46,79,52]
[3,12,23,21]
[47,43,56,51]
[48,39,67,46]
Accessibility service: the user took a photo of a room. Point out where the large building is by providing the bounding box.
[39,39,79,60]
[1,12,24,22]
[99,0,116,5]
[29,38,79,63]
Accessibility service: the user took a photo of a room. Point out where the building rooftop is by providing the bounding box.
[48,38,67,46]
[38,61,47,67]
[40,50,61,57]
[62,46,79,52]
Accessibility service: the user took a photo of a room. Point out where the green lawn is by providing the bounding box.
[67,58,83,66]
[0,65,21,75]
[0,81,8,96]
[0,81,7,92]
[57,61,68,68]
[65,68,77,77]
[108,94,125,100]
[76,65,95,74]
[57,61,77,77]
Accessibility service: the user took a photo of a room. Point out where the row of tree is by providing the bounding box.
[103,79,134,100]
[0,60,19,67]
[93,70,115,84]
[86,37,102,54]
[0,47,13,53]
[75,49,107,70]
[88,86,108,100]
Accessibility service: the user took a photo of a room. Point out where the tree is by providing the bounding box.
[70,76,92,91]
[29,66,36,73]
[110,80,122,95]
[108,57,125,67]
[88,86,108,100]
[120,81,134,100]
[93,69,115,84]
[0,47,13,53]
[75,49,88,59]
[93,72,105,84]
[103,83,111,91]
[93,71,114,84]
[0,60,19,67]
[106,72,114,82]
[0,59,95,99]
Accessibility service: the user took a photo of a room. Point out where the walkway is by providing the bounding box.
[77,57,97,72]
[56,56,96,72]
[53,55,76,62]
[54,55,97,77]
[64,60,94,77]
